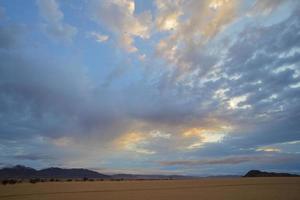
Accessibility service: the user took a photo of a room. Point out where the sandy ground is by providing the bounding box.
[0,177,300,200]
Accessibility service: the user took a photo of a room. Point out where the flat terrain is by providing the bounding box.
[0,178,300,200]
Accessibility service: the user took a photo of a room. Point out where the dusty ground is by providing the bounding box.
[0,177,300,200]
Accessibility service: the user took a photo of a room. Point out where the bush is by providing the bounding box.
[8,179,17,184]
[67,179,73,182]
[30,178,40,184]
[1,179,19,185]
[2,180,9,185]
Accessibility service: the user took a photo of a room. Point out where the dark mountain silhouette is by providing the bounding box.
[244,170,300,177]
[6,166,298,180]
[111,174,194,180]
[0,165,110,179]
[0,165,37,179]
[38,167,110,179]
[0,165,193,180]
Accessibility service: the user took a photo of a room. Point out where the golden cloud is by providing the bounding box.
[256,147,281,153]
[182,125,232,149]
[155,0,239,75]
[115,132,155,155]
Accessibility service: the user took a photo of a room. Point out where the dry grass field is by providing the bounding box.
[0,178,300,200]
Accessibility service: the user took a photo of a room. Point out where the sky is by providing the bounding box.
[0,0,300,176]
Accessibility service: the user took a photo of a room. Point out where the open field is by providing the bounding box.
[0,178,300,200]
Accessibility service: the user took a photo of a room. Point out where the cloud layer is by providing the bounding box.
[0,0,299,175]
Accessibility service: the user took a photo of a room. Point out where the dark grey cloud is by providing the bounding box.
[0,24,24,49]
[135,5,300,165]
[13,154,54,161]
[249,0,289,15]
[0,6,5,20]
[220,9,300,127]
[159,154,300,167]
[0,51,88,138]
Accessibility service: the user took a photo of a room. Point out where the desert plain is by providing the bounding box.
[0,177,300,200]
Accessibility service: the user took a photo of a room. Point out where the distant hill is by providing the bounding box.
[0,165,195,180]
[111,174,195,180]
[0,165,110,179]
[0,165,37,179]
[244,170,300,177]
[38,167,110,179]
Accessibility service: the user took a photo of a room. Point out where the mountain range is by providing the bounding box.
[1,166,299,180]
[0,165,192,180]
[244,170,300,177]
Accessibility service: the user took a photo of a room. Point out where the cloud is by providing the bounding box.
[228,95,251,110]
[182,127,229,149]
[256,147,281,153]
[13,154,53,161]
[138,54,146,61]
[155,0,183,31]
[153,4,300,149]
[0,24,24,49]
[155,0,239,76]
[51,137,73,147]
[0,6,5,20]
[87,31,109,43]
[89,0,152,52]
[249,0,287,15]
[115,132,156,155]
[0,51,93,141]
[159,154,300,167]
[150,130,171,139]
[1,0,300,174]
[0,46,136,167]
[36,0,77,42]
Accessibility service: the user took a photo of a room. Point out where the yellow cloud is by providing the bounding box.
[116,132,156,155]
[183,127,225,142]
[117,132,144,148]
[156,7,182,31]
[202,0,237,38]
[91,0,152,53]
[155,0,239,74]
[158,14,179,30]
[52,137,73,147]
[256,147,281,153]
[182,125,231,149]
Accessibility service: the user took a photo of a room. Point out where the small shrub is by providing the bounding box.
[2,180,9,185]
[8,179,17,184]
[1,179,20,185]
[30,178,40,184]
